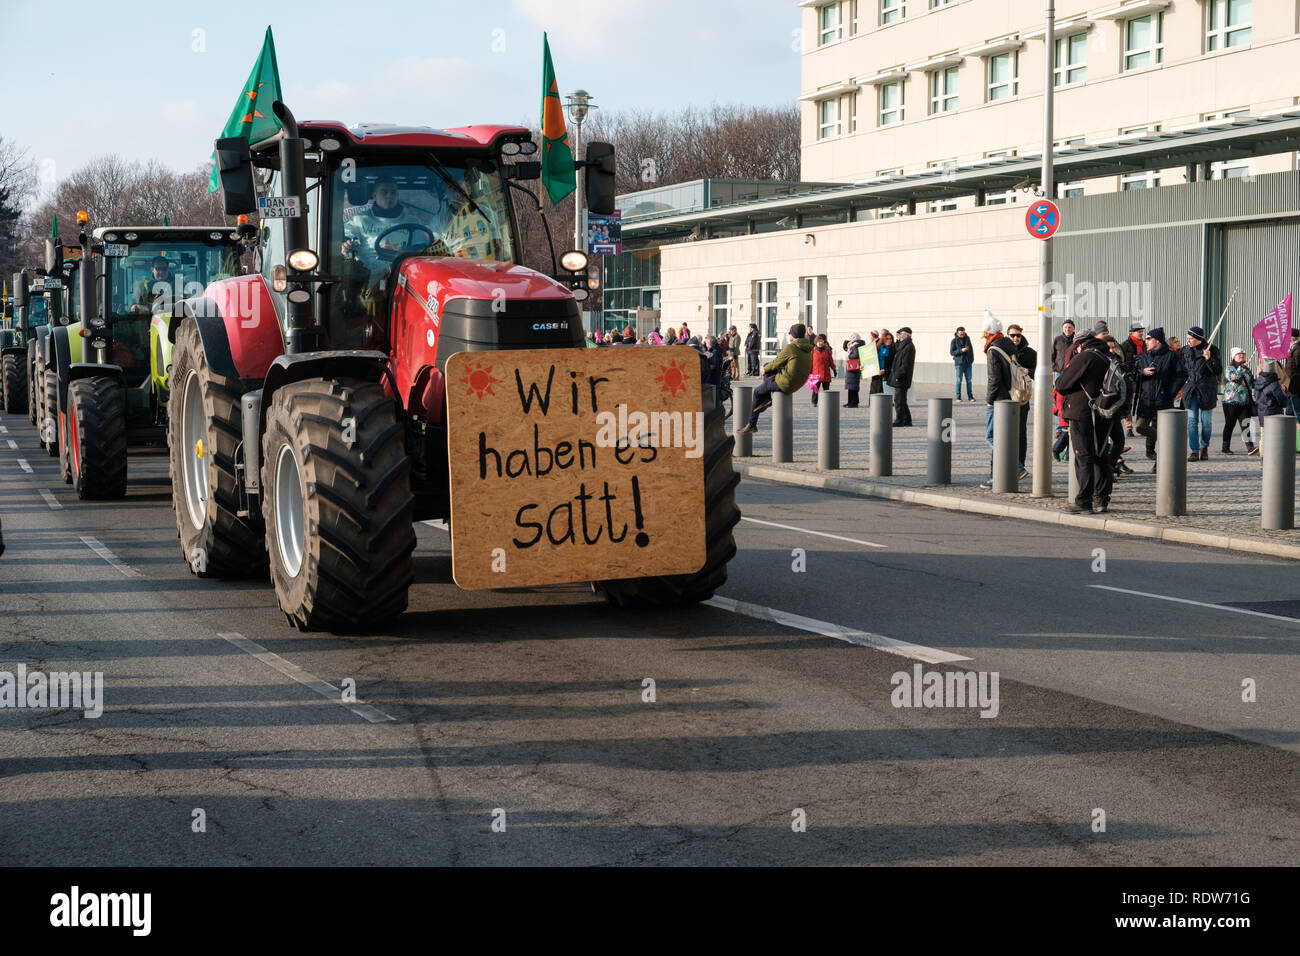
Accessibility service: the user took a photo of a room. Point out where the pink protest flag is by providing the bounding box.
[1252,293,1293,361]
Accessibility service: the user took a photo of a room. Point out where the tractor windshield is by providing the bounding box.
[27,295,48,328]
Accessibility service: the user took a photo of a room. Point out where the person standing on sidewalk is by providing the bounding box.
[874,330,894,397]
[950,326,975,401]
[1134,328,1186,473]
[978,312,1017,489]
[810,334,835,407]
[888,327,916,426]
[736,323,813,436]
[744,323,762,377]
[843,333,866,408]
[1051,320,1075,379]
[1007,324,1037,481]
[1221,347,1256,455]
[727,326,742,380]
[1181,325,1223,462]
[1121,321,1144,436]
[1055,335,1114,513]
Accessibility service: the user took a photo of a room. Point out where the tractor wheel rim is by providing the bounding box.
[181,370,209,531]
[274,443,306,579]
[70,400,79,478]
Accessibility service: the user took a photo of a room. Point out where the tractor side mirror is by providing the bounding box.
[506,162,542,181]
[215,137,259,216]
[585,142,616,215]
[13,272,27,310]
[80,253,96,320]
[44,238,59,275]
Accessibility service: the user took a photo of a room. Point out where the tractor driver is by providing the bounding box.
[341,176,449,274]
[131,257,173,313]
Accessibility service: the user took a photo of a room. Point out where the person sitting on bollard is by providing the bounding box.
[1181,325,1223,462]
[978,312,1017,489]
[1007,324,1037,481]
[1221,348,1255,455]
[1135,327,1186,474]
[736,323,812,436]
[1055,335,1114,514]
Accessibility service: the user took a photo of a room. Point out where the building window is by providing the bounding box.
[1055,137,1085,197]
[881,0,904,26]
[1119,128,1161,190]
[711,284,731,336]
[1054,32,1087,86]
[820,3,842,45]
[850,0,859,35]
[930,0,955,7]
[1207,0,1251,51]
[929,66,959,114]
[876,168,903,218]
[1124,13,1164,70]
[926,159,958,212]
[755,280,779,353]
[984,149,1018,205]
[802,277,828,335]
[819,98,841,139]
[1211,159,1252,179]
[987,51,1018,101]
[1205,108,1249,121]
[879,80,904,125]
[849,92,858,132]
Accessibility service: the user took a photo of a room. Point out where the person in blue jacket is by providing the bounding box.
[950,326,975,401]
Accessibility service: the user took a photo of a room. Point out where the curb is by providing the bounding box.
[733,461,1300,562]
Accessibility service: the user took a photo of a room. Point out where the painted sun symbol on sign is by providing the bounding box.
[460,361,499,399]
[656,358,690,396]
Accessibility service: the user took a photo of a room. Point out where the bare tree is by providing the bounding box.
[0,135,38,281]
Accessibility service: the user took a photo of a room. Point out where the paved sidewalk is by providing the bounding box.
[730,378,1300,559]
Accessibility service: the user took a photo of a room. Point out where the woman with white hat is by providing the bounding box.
[1221,346,1256,455]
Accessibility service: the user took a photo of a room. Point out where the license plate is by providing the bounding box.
[258,196,301,218]
[103,244,129,257]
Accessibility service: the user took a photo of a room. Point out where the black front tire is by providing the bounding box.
[593,392,741,605]
[67,377,128,500]
[262,378,415,632]
[27,344,38,426]
[2,354,27,415]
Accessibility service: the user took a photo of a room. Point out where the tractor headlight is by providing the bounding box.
[560,250,588,273]
[571,287,590,302]
[90,336,108,350]
[272,265,287,292]
[287,249,319,272]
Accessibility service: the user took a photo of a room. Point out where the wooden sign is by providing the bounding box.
[445,347,708,590]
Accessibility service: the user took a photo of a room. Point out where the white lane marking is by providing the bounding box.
[79,535,143,577]
[16,458,32,473]
[39,489,62,510]
[6,439,16,450]
[705,596,972,664]
[739,516,887,549]
[217,632,396,723]
[0,424,8,434]
[1090,585,1300,626]
[421,519,449,531]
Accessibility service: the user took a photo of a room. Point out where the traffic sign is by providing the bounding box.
[1026,200,1060,240]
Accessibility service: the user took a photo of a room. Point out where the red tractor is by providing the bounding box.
[170,103,738,630]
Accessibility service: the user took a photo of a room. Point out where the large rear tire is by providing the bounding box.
[168,320,266,578]
[2,354,27,415]
[593,392,741,605]
[261,378,415,632]
[67,377,128,500]
[42,369,59,457]
[27,344,38,426]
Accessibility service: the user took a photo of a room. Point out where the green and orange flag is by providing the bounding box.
[207,26,283,193]
[539,33,576,206]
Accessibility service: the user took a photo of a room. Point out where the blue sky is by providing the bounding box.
[4,0,801,194]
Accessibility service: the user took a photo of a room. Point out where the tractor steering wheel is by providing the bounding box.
[373,223,437,262]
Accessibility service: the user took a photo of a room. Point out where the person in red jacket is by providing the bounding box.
[809,334,836,407]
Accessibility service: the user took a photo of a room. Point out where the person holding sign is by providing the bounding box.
[736,324,812,435]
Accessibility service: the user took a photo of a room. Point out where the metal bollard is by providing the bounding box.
[1156,408,1187,516]
[992,399,1019,493]
[870,392,892,477]
[817,390,840,470]
[733,385,753,458]
[772,390,793,463]
[927,397,952,484]
[1261,414,1296,530]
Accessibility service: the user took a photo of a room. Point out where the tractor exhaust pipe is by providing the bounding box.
[273,101,323,355]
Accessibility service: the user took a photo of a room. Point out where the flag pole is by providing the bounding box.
[1206,286,1237,346]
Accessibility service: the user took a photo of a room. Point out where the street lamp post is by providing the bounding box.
[1032,1,1056,498]
[565,89,596,258]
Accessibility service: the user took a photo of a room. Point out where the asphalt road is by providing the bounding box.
[1,407,1297,866]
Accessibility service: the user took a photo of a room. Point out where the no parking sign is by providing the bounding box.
[1026,200,1061,239]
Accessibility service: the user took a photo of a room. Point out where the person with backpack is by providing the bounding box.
[1055,335,1114,513]
[1135,327,1186,473]
[1101,334,1134,476]
[1181,325,1223,461]
[1221,347,1256,455]
[1007,324,1037,480]
[843,333,866,408]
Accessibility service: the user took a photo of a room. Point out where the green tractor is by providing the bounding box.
[43,223,252,498]
[3,272,55,419]
[31,245,82,453]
